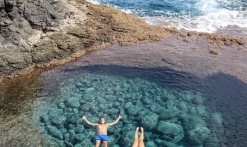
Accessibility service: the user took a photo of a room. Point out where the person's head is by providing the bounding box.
[99,117,105,124]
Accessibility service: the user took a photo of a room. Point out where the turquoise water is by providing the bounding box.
[87,0,247,32]
[33,66,222,147]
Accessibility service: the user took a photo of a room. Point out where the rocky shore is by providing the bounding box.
[0,0,246,81]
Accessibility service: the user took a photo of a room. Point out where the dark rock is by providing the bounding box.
[46,125,63,140]
[63,133,70,142]
[120,130,135,147]
[140,113,159,130]
[64,141,73,147]
[75,133,84,141]
[64,97,80,108]
[40,114,49,124]
[68,129,76,140]
[187,124,210,146]
[160,106,180,120]
[74,125,84,133]
[156,121,183,137]
[51,115,66,126]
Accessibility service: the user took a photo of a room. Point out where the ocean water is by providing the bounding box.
[87,0,247,33]
[30,66,224,147]
[1,38,247,146]
[33,72,222,147]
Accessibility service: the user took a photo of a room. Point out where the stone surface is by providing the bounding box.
[47,125,63,140]
[188,124,211,146]
[140,113,159,130]
[156,121,183,137]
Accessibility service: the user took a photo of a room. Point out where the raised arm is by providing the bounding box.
[82,116,98,126]
[106,114,122,126]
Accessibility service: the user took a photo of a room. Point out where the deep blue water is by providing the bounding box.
[88,0,247,32]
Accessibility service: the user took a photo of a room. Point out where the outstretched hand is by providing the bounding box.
[82,116,86,120]
[119,114,122,118]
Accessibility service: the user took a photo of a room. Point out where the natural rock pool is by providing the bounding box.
[1,37,247,147]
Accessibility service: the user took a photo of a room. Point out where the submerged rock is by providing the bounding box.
[188,124,211,146]
[47,125,63,140]
[140,113,159,130]
[51,115,66,126]
[160,106,180,120]
[120,130,135,147]
[64,97,80,108]
[156,121,183,137]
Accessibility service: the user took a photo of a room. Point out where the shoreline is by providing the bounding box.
[0,0,246,83]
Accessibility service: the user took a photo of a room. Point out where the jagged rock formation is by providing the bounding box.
[0,0,246,78]
[0,0,87,76]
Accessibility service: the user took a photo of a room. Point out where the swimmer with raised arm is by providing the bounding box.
[82,114,122,147]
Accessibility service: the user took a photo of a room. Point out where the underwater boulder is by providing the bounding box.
[177,101,188,112]
[187,124,210,146]
[74,125,84,133]
[160,106,180,120]
[181,115,207,131]
[63,133,70,142]
[120,130,135,147]
[146,141,157,147]
[68,129,76,140]
[46,125,63,140]
[50,138,66,147]
[140,113,159,130]
[156,121,183,137]
[65,97,80,108]
[40,114,50,124]
[75,133,84,141]
[127,105,141,116]
[51,115,66,126]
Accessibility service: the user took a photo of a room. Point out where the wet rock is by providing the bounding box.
[181,115,207,131]
[64,97,80,108]
[57,102,66,109]
[65,141,73,147]
[40,114,49,124]
[68,129,76,141]
[47,125,63,140]
[51,138,66,147]
[51,115,66,126]
[160,106,180,120]
[156,121,183,137]
[63,133,70,142]
[120,130,135,147]
[177,101,188,112]
[192,94,204,104]
[188,124,210,146]
[32,40,60,63]
[140,113,159,130]
[127,105,141,116]
[74,125,84,133]
[158,140,177,147]
[80,138,92,146]
[75,133,84,141]
[146,141,157,147]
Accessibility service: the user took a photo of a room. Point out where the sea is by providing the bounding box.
[87,0,247,33]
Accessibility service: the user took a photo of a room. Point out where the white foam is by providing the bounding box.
[145,0,247,33]
[86,0,247,33]
[86,0,101,5]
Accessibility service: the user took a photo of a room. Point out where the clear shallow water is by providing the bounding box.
[30,64,223,147]
[1,39,247,146]
[87,0,247,33]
